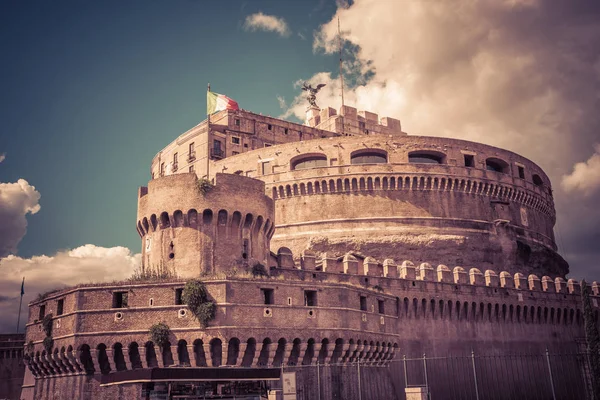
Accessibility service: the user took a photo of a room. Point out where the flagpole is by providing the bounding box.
[16,277,24,333]
[206,83,211,180]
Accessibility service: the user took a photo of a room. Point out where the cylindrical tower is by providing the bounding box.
[136,173,274,278]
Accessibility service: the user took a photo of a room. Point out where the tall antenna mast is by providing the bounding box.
[338,16,345,135]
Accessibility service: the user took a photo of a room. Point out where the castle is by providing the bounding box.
[19,103,594,400]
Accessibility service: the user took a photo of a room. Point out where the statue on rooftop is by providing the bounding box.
[302,82,326,108]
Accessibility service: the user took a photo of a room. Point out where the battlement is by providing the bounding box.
[306,105,404,136]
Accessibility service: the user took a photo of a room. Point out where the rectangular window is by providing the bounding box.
[304,290,317,307]
[264,143,272,147]
[160,162,165,176]
[189,165,194,173]
[464,154,475,167]
[360,296,367,311]
[112,292,128,308]
[261,289,274,305]
[518,166,525,179]
[235,118,240,126]
[232,151,239,156]
[231,136,240,145]
[173,152,178,163]
[378,299,385,314]
[244,143,249,148]
[175,288,184,305]
[268,124,272,130]
[57,299,64,316]
[189,142,195,160]
[284,128,288,135]
[262,161,271,175]
[38,304,46,320]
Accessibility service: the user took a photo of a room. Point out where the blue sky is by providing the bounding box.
[0,0,339,257]
[1,0,600,332]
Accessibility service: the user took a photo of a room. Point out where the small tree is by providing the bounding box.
[197,178,214,196]
[42,314,53,337]
[251,263,268,278]
[182,279,216,328]
[582,280,600,399]
[42,337,54,352]
[149,322,171,348]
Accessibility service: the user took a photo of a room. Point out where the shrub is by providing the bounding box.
[42,314,53,337]
[251,263,269,278]
[373,285,384,292]
[42,337,54,352]
[182,279,216,328]
[26,340,34,353]
[197,178,214,196]
[149,322,171,348]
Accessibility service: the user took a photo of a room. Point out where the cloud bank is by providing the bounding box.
[0,178,41,257]
[284,0,600,279]
[244,12,290,37]
[562,145,600,196]
[0,245,140,333]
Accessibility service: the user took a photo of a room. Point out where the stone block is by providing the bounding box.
[528,274,541,291]
[469,268,484,286]
[453,266,467,284]
[500,271,513,288]
[321,253,339,273]
[514,273,527,290]
[364,257,380,276]
[419,263,434,281]
[301,250,316,270]
[437,265,451,283]
[568,279,581,295]
[485,270,499,287]
[541,276,555,292]
[277,247,295,269]
[400,261,416,280]
[405,387,429,400]
[383,259,397,278]
[555,277,567,293]
[343,253,358,275]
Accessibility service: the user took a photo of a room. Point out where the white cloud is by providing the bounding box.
[0,179,41,257]
[244,12,290,37]
[0,153,5,163]
[0,245,141,333]
[562,144,600,196]
[276,95,287,109]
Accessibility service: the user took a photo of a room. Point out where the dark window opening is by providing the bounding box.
[244,143,249,148]
[304,290,317,307]
[378,299,385,314]
[518,166,525,179]
[284,128,288,134]
[291,155,327,170]
[464,154,475,167]
[268,124,272,130]
[38,304,46,320]
[175,288,183,305]
[351,150,387,165]
[56,299,64,316]
[408,151,445,164]
[264,143,272,147]
[261,289,274,305]
[231,137,240,145]
[360,296,367,311]
[235,118,240,126]
[112,292,128,308]
[232,151,239,156]
[485,158,509,173]
[532,174,544,186]
[188,142,195,160]
[189,165,194,173]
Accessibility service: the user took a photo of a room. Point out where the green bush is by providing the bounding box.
[182,279,216,328]
[42,336,54,352]
[149,322,171,348]
[197,178,214,196]
[251,263,269,278]
[42,314,53,337]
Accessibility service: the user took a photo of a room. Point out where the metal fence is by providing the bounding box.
[275,350,593,400]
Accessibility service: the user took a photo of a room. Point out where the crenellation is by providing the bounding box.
[528,274,541,291]
[469,268,484,286]
[484,270,499,287]
[383,259,397,278]
[437,265,452,283]
[453,266,468,284]
[500,271,513,288]
[594,281,600,296]
[400,261,416,280]
[363,257,380,277]
[555,277,567,293]
[567,278,581,295]
[514,273,527,290]
[419,263,435,281]
[343,253,359,275]
[542,276,555,292]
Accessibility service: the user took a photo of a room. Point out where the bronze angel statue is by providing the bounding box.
[302,82,326,108]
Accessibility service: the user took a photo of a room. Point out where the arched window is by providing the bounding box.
[408,151,446,164]
[485,158,509,174]
[291,154,327,170]
[350,149,387,165]
[532,174,544,186]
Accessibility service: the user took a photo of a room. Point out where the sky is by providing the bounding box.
[1,0,599,333]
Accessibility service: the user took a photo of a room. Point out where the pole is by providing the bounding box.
[357,358,362,400]
[423,353,429,396]
[206,83,211,180]
[338,16,345,136]
[403,355,408,388]
[545,348,557,400]
[317,360,321,400]
[471,350,480,400]
[16,277,24,332]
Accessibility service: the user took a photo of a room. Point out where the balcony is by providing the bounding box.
[188,151,196,162]
[172,162,178,172]
[211,148,224,159]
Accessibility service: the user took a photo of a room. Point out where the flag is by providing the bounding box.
[20,277,24,296]
[207,91,239,115]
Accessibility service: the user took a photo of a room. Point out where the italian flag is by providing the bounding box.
[207,91,239,114]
